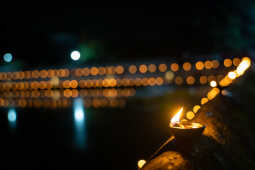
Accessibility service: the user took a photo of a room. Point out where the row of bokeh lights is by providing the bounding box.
[183,57,252,121]
[0,74,229,90]
[0,58,241,81]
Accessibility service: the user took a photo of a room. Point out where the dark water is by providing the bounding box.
[0,87,204,170]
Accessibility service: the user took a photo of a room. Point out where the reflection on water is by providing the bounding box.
[8,108,17,128]
[73,98,87,149]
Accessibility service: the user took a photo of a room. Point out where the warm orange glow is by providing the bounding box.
[212,60,220,69]
[170,107,183,126]
[115,65,124,75]
[106,66,115,75]
[186,76,195,85]
[183,62,192,71]
[199,76,207,84]
[129,65,137,74]
[186,111,195,120]
[170,63,179,72]
[137,160,146,169]
[210,80,217,87]
[193,105,201,113]
[201,97,209,105]
[82,68,90,76]
[148,64,157,73]
[159,64,167,72]
[91,67,99,76]
[205,60,213,69]
[228,71,237,80]
[224,58,232,67]
[219,76,232,87]
[99,67,106,75]
[195,61,204,70]
[207,88,220,100]
[139,64,147,74]
[233,57,241,67]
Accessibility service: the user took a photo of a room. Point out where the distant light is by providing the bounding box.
[3,53,13,63]
[8,108,17,123]
[165,71,174,82]
[210,81,217,87]
[71,51,80,61]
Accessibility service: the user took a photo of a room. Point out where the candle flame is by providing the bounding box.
[170,107,183,126]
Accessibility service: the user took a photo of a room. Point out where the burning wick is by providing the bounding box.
[169,107,205,140]
[170,107,183,127]
[138,107,205,169]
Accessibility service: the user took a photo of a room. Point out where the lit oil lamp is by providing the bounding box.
[169,107,205,139]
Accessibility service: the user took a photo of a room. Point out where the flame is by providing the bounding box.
[170,107,183,126]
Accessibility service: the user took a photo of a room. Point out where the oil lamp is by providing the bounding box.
[169,107,205,140]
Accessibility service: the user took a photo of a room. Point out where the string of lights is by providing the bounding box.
[0,58,239,81]
[184,57,252,121]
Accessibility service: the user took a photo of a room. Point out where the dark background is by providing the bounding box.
[0,4,255,68]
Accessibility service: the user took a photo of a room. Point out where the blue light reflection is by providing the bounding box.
[73,98,87,149]
[8,108,17,128]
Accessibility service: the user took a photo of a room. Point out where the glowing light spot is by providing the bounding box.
[165,71,174,82]
[195,61,204,70]
[210,81,217,87]
[170,63,179,72]
[193,105,201,113]
[205,60,213,69]
[148,64,157,73]
[139,64,147,74]
[50,76,60,87]
[236,57,251,76]
[71,51,81,61]
[224,58,232,67]
[186,76,195,85]
[8,108,17,123]
[212,60,220,69]
[228,71,237,80]
[158,64,167,72]
[3,53,13,63]
[233,57,241,67]
[207,88,220,100]
[138,160,146,169]
[129,65,137,74]
[201,98,209,105]
[199,76,207,84]
[183,62,192,71]
[186,111,195,120]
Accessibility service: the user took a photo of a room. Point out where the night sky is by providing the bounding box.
[0,4,254,68]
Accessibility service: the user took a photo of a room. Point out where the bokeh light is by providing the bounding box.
[195,61,204,70]
[224,58,232,67]
[138,160,146,169]
[170,63,179,72]
[183,62,192,71]
[228,71,237,80]
[186,111,195,120]
[71,51,81,61]
[3,53,13,63]
[210,80,217,87]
